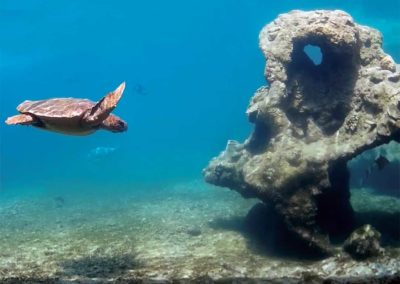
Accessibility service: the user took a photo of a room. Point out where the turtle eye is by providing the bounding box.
[117,120,127,130]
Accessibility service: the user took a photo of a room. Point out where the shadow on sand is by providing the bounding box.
[208,203,325,260]
[209,202,400,260]
[59,253,141,278]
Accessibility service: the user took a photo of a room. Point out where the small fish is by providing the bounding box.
[361,155,390,185]
[133,83,148,96]
[54,196,65,208]
[87,146,118,160]
[375,155,390,170]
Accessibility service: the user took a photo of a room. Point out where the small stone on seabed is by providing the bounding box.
[343,224,384,260]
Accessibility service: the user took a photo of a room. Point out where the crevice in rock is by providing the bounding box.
[316,159,354,243]
[245,122,271,154]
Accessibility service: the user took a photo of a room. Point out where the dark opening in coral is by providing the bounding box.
[303,44,323,65]
[284,37,360,136]
[316,159,354,242]
[245,122,271,154]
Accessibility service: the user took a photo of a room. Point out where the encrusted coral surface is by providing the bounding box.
[204,10,400,254]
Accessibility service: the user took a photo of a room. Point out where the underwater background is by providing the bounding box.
[1,0,400,191]
[0,0,399,281]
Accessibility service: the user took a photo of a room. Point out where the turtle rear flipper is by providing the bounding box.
[83,82,125,126]
[5,114,36,125]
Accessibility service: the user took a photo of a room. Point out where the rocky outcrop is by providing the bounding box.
[203,10,400,255]
[343,224,384,260]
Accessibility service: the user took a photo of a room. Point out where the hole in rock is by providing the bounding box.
[303,44,323,65]
[284,37,359,135]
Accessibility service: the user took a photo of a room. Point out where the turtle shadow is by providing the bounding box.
[59,253,141,278]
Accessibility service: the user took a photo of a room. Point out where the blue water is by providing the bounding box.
[0,1,400,281]
[0,0,399,192]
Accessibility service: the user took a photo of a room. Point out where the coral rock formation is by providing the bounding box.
[204,10,400,255]
[343,224,383,260]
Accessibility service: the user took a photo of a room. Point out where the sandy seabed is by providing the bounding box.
[0,180,399,283]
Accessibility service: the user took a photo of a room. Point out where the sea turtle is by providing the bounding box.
[5,82,128,135]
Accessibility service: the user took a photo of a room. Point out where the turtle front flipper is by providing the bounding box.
[83,82,125,126]
[5,114,36,125]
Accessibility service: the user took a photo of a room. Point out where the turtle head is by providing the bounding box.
[101,115,128,133]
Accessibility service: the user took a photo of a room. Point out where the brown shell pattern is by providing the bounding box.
[17,98,95,119]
